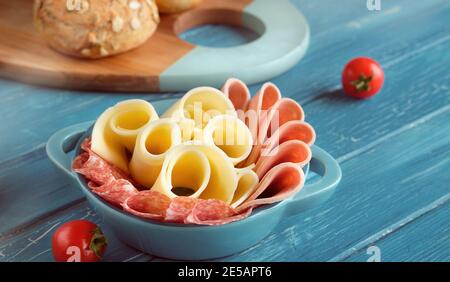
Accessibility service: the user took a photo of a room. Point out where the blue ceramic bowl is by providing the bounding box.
[46,99,341,260]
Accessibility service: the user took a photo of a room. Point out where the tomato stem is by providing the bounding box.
[89,227,108,259]
[351,72,373,92]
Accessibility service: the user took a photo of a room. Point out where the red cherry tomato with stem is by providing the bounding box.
[52,220,108,262]
[342,57,384,99]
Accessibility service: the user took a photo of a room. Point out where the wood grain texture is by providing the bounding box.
[0,0,449,261]
[344,201,450,262]
[0,0,251,92]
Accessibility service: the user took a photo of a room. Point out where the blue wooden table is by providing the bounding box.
[0,0,449,262]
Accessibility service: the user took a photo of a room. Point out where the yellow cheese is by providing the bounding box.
[129,119,182,188]
[152,142,238,204]
[91,99,158,173]
[231,167,259,209]
[163,87,236,129]
[109,99,158,152]
[91,106,129,173]
[203,115,253,165]
[151,145,211,198]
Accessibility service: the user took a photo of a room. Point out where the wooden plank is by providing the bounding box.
[213,107,450,262]
[0,201,150,262]
[0,147,82,235]
[343,200,450,262]
[0,0,447,162]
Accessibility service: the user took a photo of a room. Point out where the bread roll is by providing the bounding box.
[33,0,160,59]
[156,0,202,13]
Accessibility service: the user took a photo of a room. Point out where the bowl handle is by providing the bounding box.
[284,145,342,217]
[46,122,92,178]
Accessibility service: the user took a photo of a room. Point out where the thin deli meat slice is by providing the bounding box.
[247,82,282,118]
[222,78,251,111]
[236,163,305,213]
[89,179,138,206]
[257,98,305,144]
[245,82,282,142]
[122,190,171,220]
[185,199,249,226]
[243,120,316,167]
[73,138,130,185]
[255,140,311,179]
[199,207,254,226]
[165,197,199,223]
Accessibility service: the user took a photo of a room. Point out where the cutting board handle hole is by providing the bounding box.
[175,8,265,48]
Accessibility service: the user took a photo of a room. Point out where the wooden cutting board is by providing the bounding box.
[0,0,309,92]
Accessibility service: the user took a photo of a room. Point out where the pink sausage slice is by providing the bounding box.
[222,78,251,111]
[255,140,311,179]
[257,98,305,143]
[236,162,305,213]
[243,120,316,167]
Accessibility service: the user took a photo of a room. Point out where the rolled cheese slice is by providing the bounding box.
[153,143,238,204]
[91,106,129,173]
[162,87,236,129]
[151,145,211,199]
[91,99,158,173]
[230,167,259,209]
[129,119,182,188]
[109,99,159,152]
[203,115,253,165]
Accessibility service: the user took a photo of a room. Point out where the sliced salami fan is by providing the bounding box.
[236,163,305,213]
[89,179,138,206]
[122,191,171,220]
[165,197,199,223]
[73,138,130,185]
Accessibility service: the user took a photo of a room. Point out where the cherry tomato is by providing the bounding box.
[342,57,384,99]
[52,220,107,262]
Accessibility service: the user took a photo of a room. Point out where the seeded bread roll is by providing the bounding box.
[156,0,202,13]
[34,0,160,59]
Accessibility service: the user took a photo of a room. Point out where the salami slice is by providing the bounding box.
[189,207,253,226]
[185,199,237,225]
[73,138,130,185]
[165,197,199,223]
[236,163,305,213]
[122,190,171,220]
[89,179,138,206]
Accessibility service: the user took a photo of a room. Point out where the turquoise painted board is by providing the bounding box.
[0,0,450,261]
